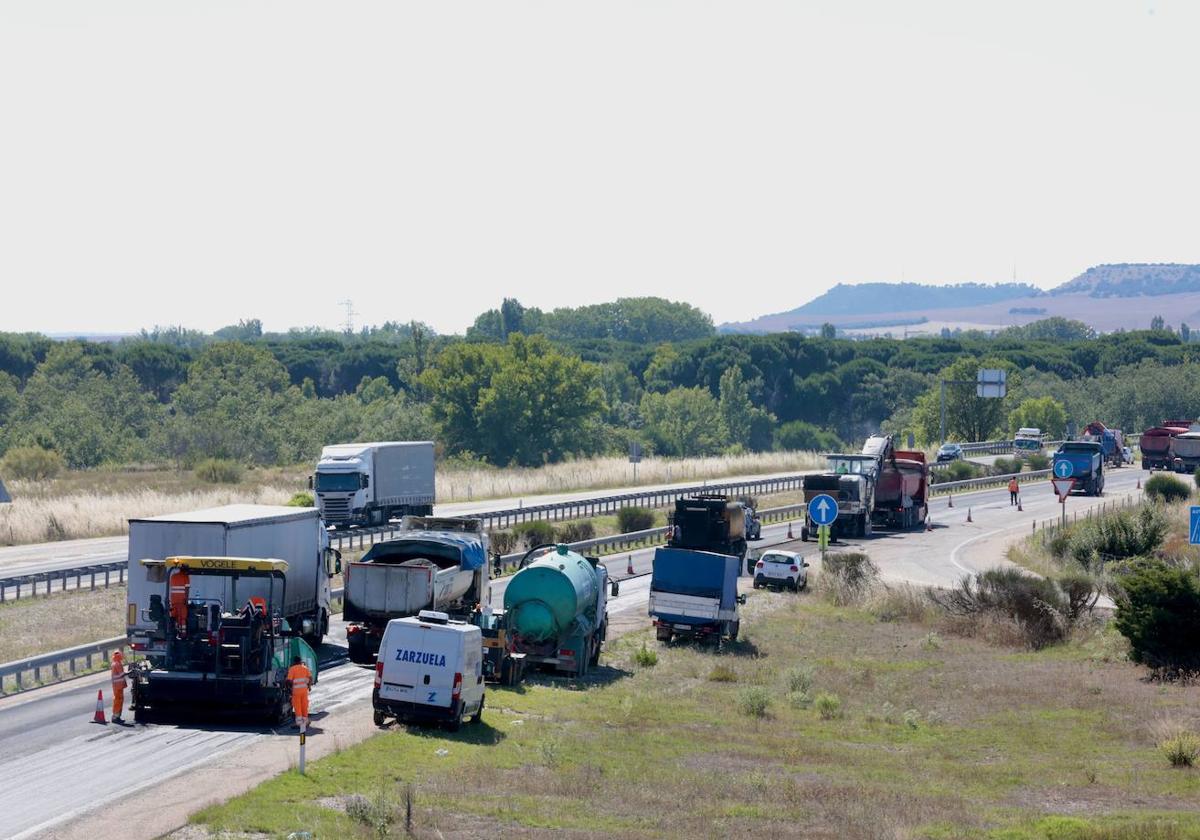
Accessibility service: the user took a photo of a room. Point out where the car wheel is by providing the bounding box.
[799,577,808,591]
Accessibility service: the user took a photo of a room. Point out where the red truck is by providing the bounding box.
[862,435,929,530]
[1139,420,1193,471]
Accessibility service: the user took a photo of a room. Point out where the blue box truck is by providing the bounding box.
[648,547,745,647]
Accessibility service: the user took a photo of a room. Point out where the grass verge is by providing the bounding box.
[0,586,125,663]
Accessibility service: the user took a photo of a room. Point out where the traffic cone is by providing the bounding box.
[966,507,973,523]
[948,494,954,508]
[1017,497,1023,512]
[1137,478,1141,489]
[92,689,106,724]
[925,517,933,532]
[787,521,793,539]
[627,555,634,575]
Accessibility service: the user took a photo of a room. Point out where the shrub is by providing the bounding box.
[737,686,770,717]
[820,552,879,606]
[708,664,738,683]
[194,457,242,484]
[1159,732,1200,768]
[633,643,658,667]
[785,666,814,694]
[513,520,556,549]
[489,531,518,556]
[931,567,1069,649]
[555,521,596,544]
[814,692,843,720]
[286,491,314,507]
[1144,473,1191,504]
[0,445,64,481]
[1027,452,1050,471]
[774,420,843,452]
[943,460,979,481]
[618,506,655,533]
[1057,571,1100,623]
[1062,505,1168,568]
[1112,558,1200,674]
[1194,467,1200,490]
[993,457,1020,475]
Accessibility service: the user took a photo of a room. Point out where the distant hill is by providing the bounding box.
[721,282,1039,333]
[1051,263,1200,297]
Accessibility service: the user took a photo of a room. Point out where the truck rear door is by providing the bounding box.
[378,623,460,709]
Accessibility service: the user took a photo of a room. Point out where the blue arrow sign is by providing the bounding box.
[1191,507,1200,546]
[808,494,839,526]
[1053,459,1074,479]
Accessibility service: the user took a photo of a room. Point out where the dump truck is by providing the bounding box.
[1053,441,1105,496]
[344,517,489,665]
[1082,422,1125,468]
[668,495,748,567]
[129,556,319,723]
[311,441,435,528]
[126,505,340,658]
[500,544,614,677]
[871,445,929,530]
[649,546,745,647]
[1173,431,1200,474]
[1140,421,1192,471]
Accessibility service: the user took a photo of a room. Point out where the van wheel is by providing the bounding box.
[471,695,484,725]
[373,709,387,727]
[447,704,464,733]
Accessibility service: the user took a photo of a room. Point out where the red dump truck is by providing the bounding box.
[1139,420,1193,471]
[865,436,929,530]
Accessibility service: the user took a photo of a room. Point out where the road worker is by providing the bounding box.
[110,649,128,724]
[168,565,191,631]
[286,655,312,731]
[1008,477,1020,506]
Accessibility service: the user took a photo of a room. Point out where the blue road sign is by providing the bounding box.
[808,494,839,526]
[1191,507,1200,545]
[1053,459,1074,479]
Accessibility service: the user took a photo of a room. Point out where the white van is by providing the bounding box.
[373,610,485,730]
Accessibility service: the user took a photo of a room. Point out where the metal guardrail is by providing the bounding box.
[0,561,125,602]
[931,469,1051,494]
[0,636,125,695]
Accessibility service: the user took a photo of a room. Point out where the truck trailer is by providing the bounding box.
[667,495,749,570]
[1173,431,1200,475]
[126,505,339,657]
[344,517,489,664]
[870,445,929,530]
[1140,421,1192,471]
[649,547,745,647]
[1082,422,1125,469]
[311,441,435,528]
[1053,441,1105,496]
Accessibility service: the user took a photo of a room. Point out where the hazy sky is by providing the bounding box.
[2,1,1198,335]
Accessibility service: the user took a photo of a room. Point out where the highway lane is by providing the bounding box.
[0,466,1146,839]
[0,469,809,578]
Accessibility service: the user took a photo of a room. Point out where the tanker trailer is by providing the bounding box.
[502,544,614,677]
[872,449,928,530]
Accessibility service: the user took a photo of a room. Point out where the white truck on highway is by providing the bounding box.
[125,505,340,656]
[344,517,489,664]
[311,441,435,528]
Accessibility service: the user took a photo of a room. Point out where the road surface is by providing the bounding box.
[0,467,1144,839]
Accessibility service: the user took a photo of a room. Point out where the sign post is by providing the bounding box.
[628,441,643,482]
[808,494,839,564]
[299,731,306,775]
[1051,459,1075,528]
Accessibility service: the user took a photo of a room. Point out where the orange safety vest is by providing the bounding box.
[169,571,190,602]
[111,657,126,688]
[287,663,312,693]
[1008,479,1019,493]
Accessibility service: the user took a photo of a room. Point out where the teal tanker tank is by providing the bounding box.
[501,544,612,676]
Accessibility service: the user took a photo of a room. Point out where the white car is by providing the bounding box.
[753,550,809,591]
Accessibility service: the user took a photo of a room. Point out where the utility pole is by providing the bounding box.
[338,299,357,335]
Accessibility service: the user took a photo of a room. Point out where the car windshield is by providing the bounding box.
[315,472,361,492]
[939,445,956,454]
[763,554,792,564]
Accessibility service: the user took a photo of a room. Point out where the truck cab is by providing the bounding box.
[312,449,371,526]
[801,454,877,541]
[311,441,435,528]
[1013,428,1044,453]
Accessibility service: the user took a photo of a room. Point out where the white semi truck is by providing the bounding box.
[125,505,340,657]
[311,441,435,528]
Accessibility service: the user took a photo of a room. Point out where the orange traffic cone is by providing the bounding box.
[948,494,954,508]
[627,555,634,575]
[966,507,973,523]
[93,689,106,724]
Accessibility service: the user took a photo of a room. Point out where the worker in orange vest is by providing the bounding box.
[168,566,191,631]
[110,649,129,724]
[1008,477,1020,506]
[286,655,313,732]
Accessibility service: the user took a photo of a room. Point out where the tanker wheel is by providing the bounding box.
[500,658,514,687]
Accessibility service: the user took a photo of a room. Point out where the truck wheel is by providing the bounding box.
[729,621,739,641]
[471,695,484,725]
[500,658,513,687]
[800,526,809,542]
[656,626,672,643]
[863,517,872,537]
[373,709,387,727]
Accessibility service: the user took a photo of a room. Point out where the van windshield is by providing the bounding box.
[315,472,361,492]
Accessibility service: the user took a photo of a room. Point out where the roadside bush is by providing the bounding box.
[993,457,1021,475]
[1194,467,1200,490]
[489,531,518,556]
[617,506,655,533]
[814,692,843,720]
[194,457,242,484]
[1159,732,1200,768]
[930,567,1069,649]
[943,461,979,481]
[708,664,738,683]
[286,491,314,507]
[513,520,556,549]
[1112,558,1200,675]
[632,643,658,668]
[1027,452,1050,471]
[785,666,814,694]
[0,445,64,481]
[819,552,879,606]
[1064,505,1168,569]
[1144,473,1191,504]
[555,521,596,544]
[1057,570,1101,623]
[737,686,770,718]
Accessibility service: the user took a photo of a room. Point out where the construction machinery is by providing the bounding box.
[668,494,748,568]
[129,556,318,723]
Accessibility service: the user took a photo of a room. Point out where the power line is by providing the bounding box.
[338,299,357,334]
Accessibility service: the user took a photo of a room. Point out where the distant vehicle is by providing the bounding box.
[1053,441,1105,496]
[1013,428,1045,453]
[1139,421,1192,471]
[752,550,808,591]
[668,495,748,566]
[744,508,762,541]
[1172,431,1200,475]
[310,441,435,528]
[1081,422,1125,469]
[372,610,485,731]
[936,443,963,462]
[1122,446,1134,465]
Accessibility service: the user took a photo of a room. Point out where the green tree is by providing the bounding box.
[910,357,1017,443]
[639,387,725,457]
[820,323,837,339]
[1113,559,1200,674]
[213,318,264,341]
[1008,396,1067,438]
[1151,315,1166,331]
[774,420,843,452]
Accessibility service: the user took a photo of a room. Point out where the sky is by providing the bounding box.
[2,1,1199,336]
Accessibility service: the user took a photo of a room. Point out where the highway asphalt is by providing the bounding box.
[0,466,1145,839]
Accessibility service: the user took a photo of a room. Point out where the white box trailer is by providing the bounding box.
[313,441,435,527]
[126,505,338,653]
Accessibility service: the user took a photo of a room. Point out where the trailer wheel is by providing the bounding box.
[373,709,387,727]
